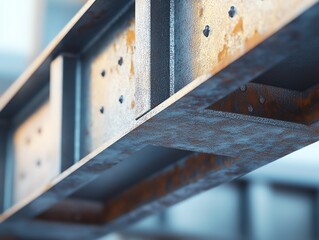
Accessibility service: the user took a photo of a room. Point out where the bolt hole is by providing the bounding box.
[101,70,106,77]
[228,6,236,18]
[38,127,42,134]
[119,95,124,104]
[118,57,123,66]
[100,106,104,114]
[36,159,42,167]
[203,25,210,37]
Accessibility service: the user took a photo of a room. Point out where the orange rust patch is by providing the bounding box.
[130,59,135,76]
[232,17,243,35]
[245,29,262,51]
[218,44,229,62]
[131,100,135,109]
[126,29,135,52]
[198,7,204,17]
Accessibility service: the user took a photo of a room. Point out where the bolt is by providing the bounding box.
[240,85,247,92]
[119,95,124,104]
[101,70,106,77]
[248,104,254,113]
[100,106,104,114]
[203,25,210,37]
[36,159,41,167]
[228,6,236,18]
[259,96,265,104]
[118,57,123,66]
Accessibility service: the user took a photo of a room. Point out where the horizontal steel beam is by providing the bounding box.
[0,0,319,239]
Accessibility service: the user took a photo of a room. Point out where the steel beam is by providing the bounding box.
[0,0,319,239]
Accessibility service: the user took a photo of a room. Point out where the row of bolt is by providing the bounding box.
[99,57,125,114]
[240,85,266,114]
[203,6,236,37]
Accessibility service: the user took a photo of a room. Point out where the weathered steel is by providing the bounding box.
[50,55,78,172]
[0,0,319,239]
[210,82,319,125]
[38,153,233,224]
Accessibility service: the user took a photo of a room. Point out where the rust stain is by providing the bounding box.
[245,29,262,51]
[218,44,229,62]
[232,17,243,35]
[198,7,204,17]
[126,29,135,52]
[130,58,135,77]
[212,29,266,75]
[131,100,135,109]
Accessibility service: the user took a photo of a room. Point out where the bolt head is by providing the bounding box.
[228,6,236,18]
[248,104,254,113]
[240,85,247,92]
[203,25,210,37]
[118,57,123,66]
[119,95,124,104]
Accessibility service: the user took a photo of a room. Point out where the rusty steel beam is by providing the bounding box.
[37,153,233,224]
[0,0,319,239]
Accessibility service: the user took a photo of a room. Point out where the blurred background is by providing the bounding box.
[1,1,319,240]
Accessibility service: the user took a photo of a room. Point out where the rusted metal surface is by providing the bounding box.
[80,12,140,158]
[172,0,316,91]
[210,83,319,125]
[0,0,135,117]
[12,100,56,204]
[0,0,319,239]
[37,153,233,224]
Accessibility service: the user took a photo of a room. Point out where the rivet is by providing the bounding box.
[240,85,247,92]
[119,95,124,104]
[203,25,210,37]
[118,57,123,66]
[100,106,104,114]
[259,96,265,104]
[228,6,236,18]
[248,104,254,113]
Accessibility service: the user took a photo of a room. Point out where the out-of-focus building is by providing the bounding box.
[0,0,86,94]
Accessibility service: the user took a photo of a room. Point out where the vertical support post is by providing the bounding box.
[135,0,174,117]
[50,55,77,172]
[312,190,319,240]
[0,120,7,213]
[237,180,251,240]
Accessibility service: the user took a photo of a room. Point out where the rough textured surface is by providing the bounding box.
[0,1,319,239]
